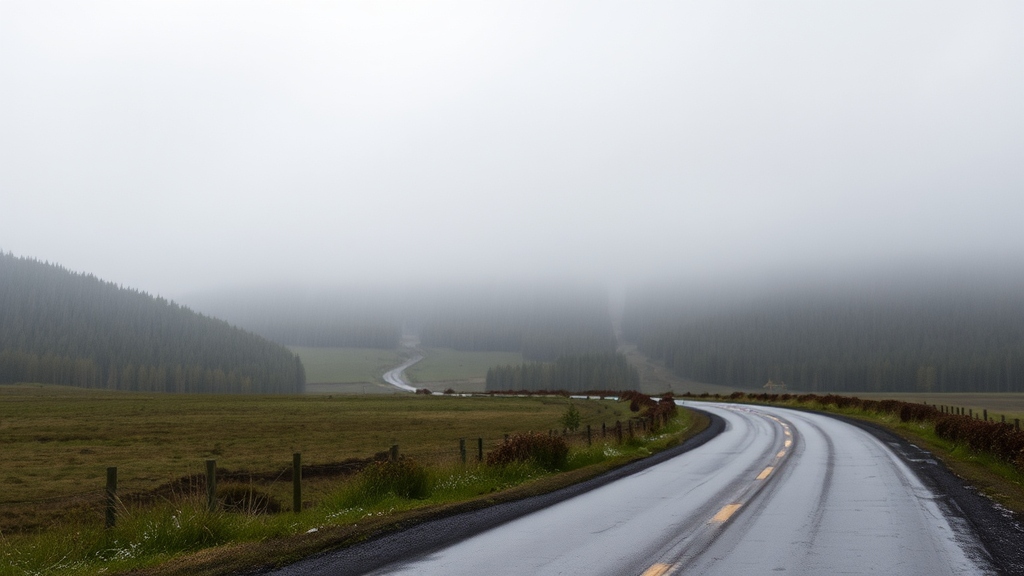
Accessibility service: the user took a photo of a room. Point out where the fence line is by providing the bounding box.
[12,414,669,530]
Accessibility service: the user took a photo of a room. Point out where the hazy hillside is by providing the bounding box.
[485,352,640,393]
[0,253,305,393]
[624,268,1024,393]
[182,288,401,349]
[418,286,617,361]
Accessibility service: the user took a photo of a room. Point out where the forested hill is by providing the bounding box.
[419,287,617,361]
[624,273,1024,394]
[0,253,304,393]
[486,352,640,392]
[181,289,400,349]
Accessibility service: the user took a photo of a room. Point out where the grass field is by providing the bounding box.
[0,384,631,534]
[0,384,695,576]
[288,346,405,384]
[854,392,1024,422]
[288,347,524,393]
[405,348,524,391]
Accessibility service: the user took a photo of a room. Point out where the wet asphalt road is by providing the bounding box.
[380,354,422,392]
[264,403,1021,575]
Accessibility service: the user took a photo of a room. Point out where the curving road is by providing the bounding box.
[269,403,1015,575]
[381,354,423,393]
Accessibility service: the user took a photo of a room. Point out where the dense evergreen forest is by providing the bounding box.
[419,287,617,361]
[182,289,401,349]
[0,253,305,393]
[485,352,640,392]
[624,271,1024,393]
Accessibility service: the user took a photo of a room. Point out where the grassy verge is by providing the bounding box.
[689,392,1024,514]
[0,386,704,576]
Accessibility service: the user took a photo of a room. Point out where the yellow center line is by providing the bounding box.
[784,430,791,436]
[776,450,786,458]
[784,440,792,447]
[710,503,742,523]
[756,466,774,480]
[640,563,675,576]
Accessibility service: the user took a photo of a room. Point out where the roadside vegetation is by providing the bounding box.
[685,391,1024,513]
[0,385,701,576]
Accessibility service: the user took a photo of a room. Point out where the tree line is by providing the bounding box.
[0,253,305,393]
[485,352,640,392]
[419,288,617,361]
[623,276,1024,393]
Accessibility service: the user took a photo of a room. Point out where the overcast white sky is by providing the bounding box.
[2,1,1022,298]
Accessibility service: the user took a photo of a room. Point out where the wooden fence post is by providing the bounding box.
[459,438,466,463]
[293,453,302,513]
[983,409,988,421]
[602,422,606,438]
[206,459,217,512]
[616,421,622,444]
[1015,419,1020,431]
[105,466,117,529]
[390,444,399,461]
[587,424,592,446]
[477,437,483,461]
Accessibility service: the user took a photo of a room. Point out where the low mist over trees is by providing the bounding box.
[182,289,401,349]
[486,352,640,392]
[0,253,304,393]
[624,269,1024,393]
[419,287,616,361]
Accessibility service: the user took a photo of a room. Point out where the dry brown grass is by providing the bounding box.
[855,392,1024,422]
[0,384,630,533]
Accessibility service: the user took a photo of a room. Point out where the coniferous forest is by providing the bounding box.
[624,270,1024,393]
[419,287,617,361]
[0,253,305,393]
[182,289,401,349]
[485,352,640,392]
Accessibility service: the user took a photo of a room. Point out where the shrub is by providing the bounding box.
[934,415,1024,473]
[559,403,582,432]
[898,403,939,423]
[355,458,431,501]
[620,390,656,413]
[486,433,569,470]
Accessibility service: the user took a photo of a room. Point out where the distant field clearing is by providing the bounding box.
[405,348,524,392]
[288,346,406,385]
[290,347,525,394]
[854,392,1024,421]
